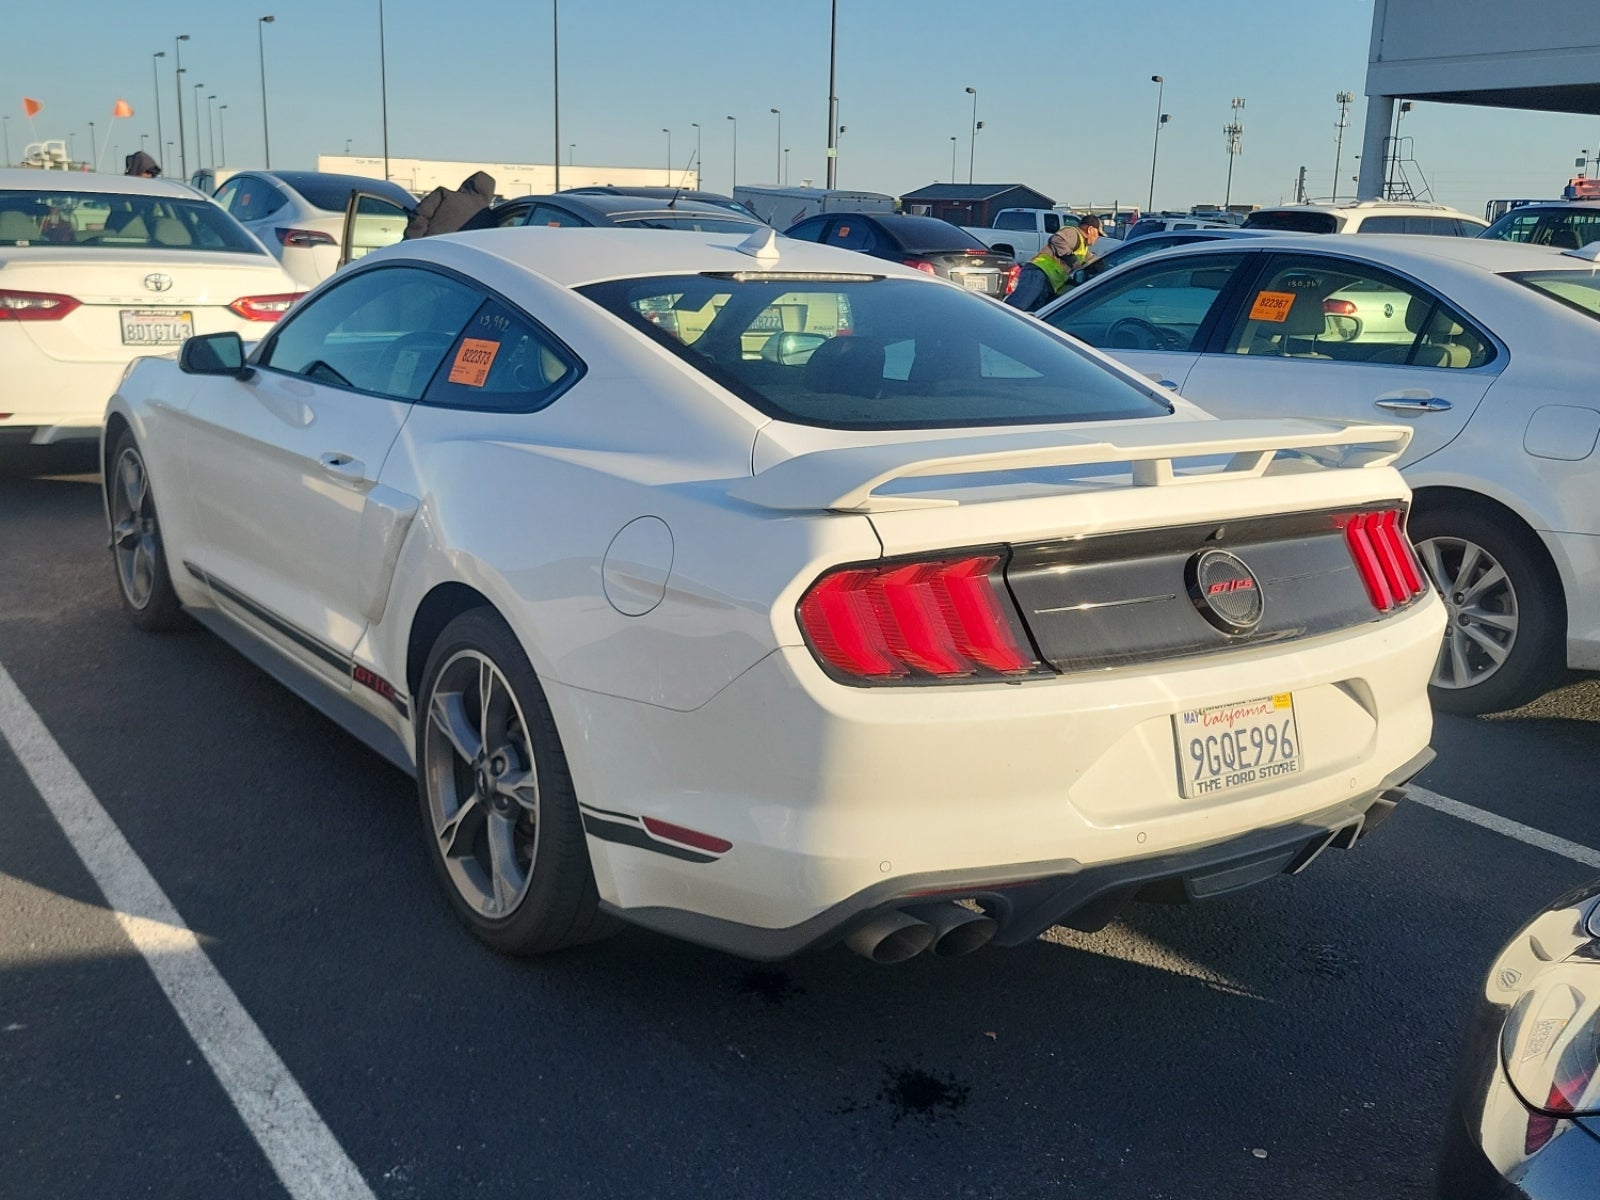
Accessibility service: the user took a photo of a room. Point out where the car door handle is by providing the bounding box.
[1374,391,1452,414]
[319,452,367,481]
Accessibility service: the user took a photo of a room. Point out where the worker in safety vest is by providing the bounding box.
[1005,216,1102,313]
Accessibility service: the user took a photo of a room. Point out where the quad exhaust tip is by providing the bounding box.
[844,901,998,964]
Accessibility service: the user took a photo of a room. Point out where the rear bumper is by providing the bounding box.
[606,750,1431,960]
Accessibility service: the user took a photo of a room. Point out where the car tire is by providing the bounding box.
[1409,506,1564,715]
[107,429,185,632]
[415,608,616,955]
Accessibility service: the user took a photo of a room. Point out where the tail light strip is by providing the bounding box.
[1342,509,1428,612]
[798,553,1042,684]
[0,289,81,321]
[229,293,301,322]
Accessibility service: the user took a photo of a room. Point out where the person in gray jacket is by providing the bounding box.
[403,171,497,239]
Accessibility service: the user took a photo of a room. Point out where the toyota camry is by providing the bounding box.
[103,226,1443,963]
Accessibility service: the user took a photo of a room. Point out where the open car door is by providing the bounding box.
[339,190,413,268]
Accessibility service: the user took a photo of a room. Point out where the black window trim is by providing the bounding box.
[250,260,588,412]
[1200,247,1504,369]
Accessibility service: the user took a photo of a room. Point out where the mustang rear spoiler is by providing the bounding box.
[728,418,1412,513]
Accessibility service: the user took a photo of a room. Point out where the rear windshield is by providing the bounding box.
[1505,270,1600,322]
[578,274,1171,430]
[611,212,762,233]
[882,217,990,254]
[277,174,415,213]
[0,189,267,253]
[1243,211,1339,234]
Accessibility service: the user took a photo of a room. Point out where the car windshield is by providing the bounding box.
[0,189,266,253]
[611,212,760,233]
[1243,211,1339,234]
[578,274,1171,430]
[1505,270,1600,321]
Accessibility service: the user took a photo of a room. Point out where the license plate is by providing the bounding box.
[120,309,194,346]
[959,273,990,292]
[1174,693,1300,799]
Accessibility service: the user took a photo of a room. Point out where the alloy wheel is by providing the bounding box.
[110,447,159,610]
[1417,535,1519,692]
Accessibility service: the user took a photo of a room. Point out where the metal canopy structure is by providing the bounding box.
[1359,0,1600,198]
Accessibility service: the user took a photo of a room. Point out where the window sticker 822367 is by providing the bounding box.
[1174,693,1300,798]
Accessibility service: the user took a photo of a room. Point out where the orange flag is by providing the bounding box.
[112,99,133,118]
[22,98,42,117]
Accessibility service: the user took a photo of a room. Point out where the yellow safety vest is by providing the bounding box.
[1028,250,1073,296]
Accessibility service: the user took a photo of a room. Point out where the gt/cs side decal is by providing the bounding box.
[182,561,410,719]
[578,802,731,865]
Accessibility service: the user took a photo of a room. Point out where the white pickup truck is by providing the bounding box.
[960,208,1083,260]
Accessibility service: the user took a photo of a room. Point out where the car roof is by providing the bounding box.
[397,226,918,288]
[1250,200,1482,219]
[0,168,206,200]
[1094,231,1593,274]
[499,192,760,221]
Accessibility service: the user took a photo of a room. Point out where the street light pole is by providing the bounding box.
[1147,75,1165,212]
[218,105,227,165]
[691,122,700,185]
[192,83,205,170]
[4,116,11,169]
[378,0,390,181]
[151,52,165,167]
[663,128,671,184]
[836,124,846,185]
[770,108,781,184]
[173,34,189,179]
[206,95,217,168]
[568,143,575,167]
[725,115,737,192]
[950,136,957,184]
[964,86,978,184]
[783,147,789,186]
[88,122,95,170]
[825,0,839,189]
[552,0,561,192]
[258,16,274,169]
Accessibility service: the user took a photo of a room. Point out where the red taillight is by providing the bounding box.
[902,259,938,275]
[797,554,1041,683]
[1323,299,1358,316]
[0,288,80,321]
[228,293,302,322]
[1342,509,1428,612]
[1005,263,1021,295]
[274,227,337,248]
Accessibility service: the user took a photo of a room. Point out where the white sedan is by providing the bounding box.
[104,227,1443,963]
[0,169,301,445]
[1040,235,1600,715]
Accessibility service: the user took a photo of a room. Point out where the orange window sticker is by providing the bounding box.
[837,225,851,238]
[447,338,500,387]
[1248,291,1297,322]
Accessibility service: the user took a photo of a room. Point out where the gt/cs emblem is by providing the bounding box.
[1188,549,1264,633]
[144,273,174,293]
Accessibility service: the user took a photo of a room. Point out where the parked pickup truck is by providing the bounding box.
[958,208,1078,260]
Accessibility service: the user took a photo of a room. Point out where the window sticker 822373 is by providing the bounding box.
[1174,693,1300,799]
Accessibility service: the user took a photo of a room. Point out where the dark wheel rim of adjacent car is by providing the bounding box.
[110,445,161,611]
[1416,535,1519,692]
[421,649,543,920]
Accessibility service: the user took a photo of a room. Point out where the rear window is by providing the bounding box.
[611,213,763,233]
[1506,271,1600,322]
[578,274,1171,430]
[280,174,415,213]
[0,189,267,253]
[881,217,990,254]
[1243,210,1339,234]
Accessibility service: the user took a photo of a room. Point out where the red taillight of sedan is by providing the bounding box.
[0,288,81,321]
[275,227,338,248]
[1006,263,1021,295]
[901,260,938,275]
[798,553,1044,683]
[1341,510,1428,612]
[229,293,302,322]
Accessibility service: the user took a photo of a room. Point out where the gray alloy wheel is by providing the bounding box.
[416,609,614,955]
[1410,507,1563,715]
[422,647,544,922]
[108,431,183,631]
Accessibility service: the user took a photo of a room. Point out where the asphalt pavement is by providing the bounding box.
[2,444,1596,1199]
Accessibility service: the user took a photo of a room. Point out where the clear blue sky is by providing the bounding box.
[6,0,1597,217]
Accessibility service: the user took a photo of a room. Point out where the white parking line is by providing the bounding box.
[0,662,376,1200]
[1409,785,1600,869]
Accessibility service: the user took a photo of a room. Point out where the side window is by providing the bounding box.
[213,179,242,212]
[251,182,287,220]
[827,220,877,252]
[1043,213,1061,233]
[1490,213,1543,243]
[1043,255,1245,352]
[489,203,531,229]
[1356,215,1407,233]
[527,204,589,228]
[1221,253,1490,367]
[783,219,828,243]
[258,266,482,400]
[228,177,265,219]
[423,298,582,413]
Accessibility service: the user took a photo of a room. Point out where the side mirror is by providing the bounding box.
[179,331,252,378]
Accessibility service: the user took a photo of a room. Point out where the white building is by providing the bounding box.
[316,155,698,199]
[1360,0,1600,198]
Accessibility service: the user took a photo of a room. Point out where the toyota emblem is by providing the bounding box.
[1187,549,1264,634]
[143,273,173,293]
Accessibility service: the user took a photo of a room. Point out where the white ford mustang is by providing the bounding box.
[103,227,1444,963]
